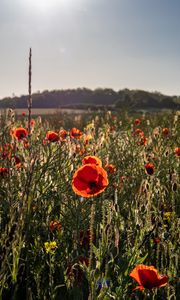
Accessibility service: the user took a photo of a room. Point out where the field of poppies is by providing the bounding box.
[0,109,179,300]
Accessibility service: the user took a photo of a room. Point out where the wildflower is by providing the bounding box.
[69,127,83,139]
[0,167,8,176]
[44,241,57,254]
[163,211,175,222]
[59,129,68,141]
[30,119,36,127]
[153,237,161,244]
[12,155,21,168]
[46,131,59,142]
[162,128,169,136]
[145,163,155,175]
[138,135,148,146]
[22,112,26,116]
[105,164,116,174]
[50,220,62,232]
[130,265,168,290]
[134,129,144,136]
[134,118,141,125]
[72,164,108,198]
[174,147,180,156]
[82,156,102,167]
[11,127,28,140]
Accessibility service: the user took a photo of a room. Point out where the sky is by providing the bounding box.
[0,0,180,99]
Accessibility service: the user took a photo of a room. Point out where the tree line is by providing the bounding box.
[0,88,180,110]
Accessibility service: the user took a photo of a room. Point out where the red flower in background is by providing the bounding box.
[46,131,59,142]
[0,167,8,176]
[138,135,148,146]
[82,156,102,167]
[70,127,83,139]
[174,147,180,156]
[59,129,68,141]
[12,155,21,167]
[134,129,144,136]
[162,128,169,136]
[153,237,161,244]
[145,163,155,175]
[133,129,148,146]
[72,164,108,198]
[50,220,62,232]
[30,119,36,127]
[130,265,168,290]
[134,119,141,126]
[105,164,116,174]
[11,127,28,140]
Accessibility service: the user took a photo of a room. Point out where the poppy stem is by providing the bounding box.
[88,201,95,300]
[89,201,95,269]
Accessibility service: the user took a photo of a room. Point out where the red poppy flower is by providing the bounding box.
[59,129,68,141]
[145,163,155,175]
[130,265,168,290]
[134,129,144,136]
[174,147,180,156]
[153,237,161,244]
[46,131,59,142]
[104,164,116,174]
[11,127,28,140]
[138,135,148,146]
[12,155,21,167]
[30,119,36,127]
[82,156,102,167]
[70,127,83,139]
[0,167,8,176]
[50,220,62,232]
[134,118,141,126]
[72,164,108,198]
[162,128,169,136]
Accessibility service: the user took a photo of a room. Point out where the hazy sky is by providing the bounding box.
[0,0,180,98]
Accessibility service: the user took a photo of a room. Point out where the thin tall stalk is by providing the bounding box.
[28,48,32,135]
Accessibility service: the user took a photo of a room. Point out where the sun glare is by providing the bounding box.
[25,0,75,11]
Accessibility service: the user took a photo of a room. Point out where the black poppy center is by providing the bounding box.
[19,132,25,138]
[89,181,98,190]
[147,167,154,175]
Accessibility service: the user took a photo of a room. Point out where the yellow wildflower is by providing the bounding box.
[44,241,57,254]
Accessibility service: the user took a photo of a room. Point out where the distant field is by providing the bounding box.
[0,108,92,116]
[0,108,176,117]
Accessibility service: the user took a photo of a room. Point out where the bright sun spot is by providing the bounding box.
[26,0,79,11]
